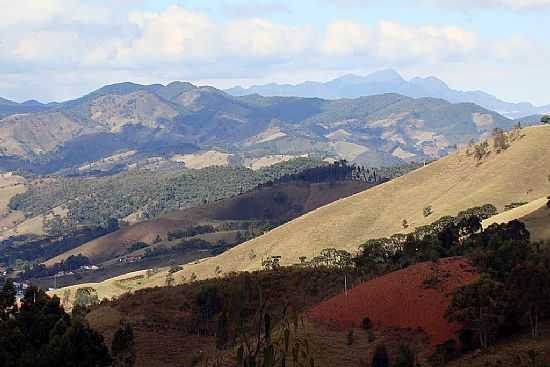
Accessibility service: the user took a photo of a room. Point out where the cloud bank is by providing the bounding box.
[0,0,548,104]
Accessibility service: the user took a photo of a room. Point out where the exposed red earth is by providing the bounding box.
[307,257,479,349]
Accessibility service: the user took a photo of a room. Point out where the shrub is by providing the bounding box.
[394,344,416,367]
[362,316,372,330]
[372,344,389,367]
[423,206,433,218]
[347,330,354,346]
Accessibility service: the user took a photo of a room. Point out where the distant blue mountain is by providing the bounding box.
[226,69,550,119]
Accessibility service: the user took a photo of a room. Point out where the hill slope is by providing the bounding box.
[483,196,550,242]
[169,125,550,280]
[307,257,479,348]
[45,180,370,265]
[0,81,514,173]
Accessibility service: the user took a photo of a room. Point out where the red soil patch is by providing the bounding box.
[307,257,479,349]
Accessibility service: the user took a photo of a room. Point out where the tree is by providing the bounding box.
[74,287,99,308]
[216,311,230,350]
[48,319,112,367]
[111,323,136,367]
[473,141,489,161]
[492,128,508,152]
[372,344,390,367]
[541,115,550,125]
[508,263,550,338]
[0,279,17,321]
[423,206,433,218]
[394,344,416,367]
[0,286,111,367]
[446,275,505,348]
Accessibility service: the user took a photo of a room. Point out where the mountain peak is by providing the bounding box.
[0,97,18,106]
[333,69,404,85]
[410,76,449,90]
[364,69,404,83]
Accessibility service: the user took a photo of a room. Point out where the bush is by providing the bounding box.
[423,206,433,218]
[362,316,372,330]
[394,344,416,367]
[372,344,389,367]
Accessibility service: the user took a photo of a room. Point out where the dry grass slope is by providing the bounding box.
[52,126,550,302]
[169,125,550,281]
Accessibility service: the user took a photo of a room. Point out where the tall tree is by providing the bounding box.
[372,344,390,367]
[446,275,505,348]
[112,322,136,367]
[0,279,17,321]
[508,263,550,338]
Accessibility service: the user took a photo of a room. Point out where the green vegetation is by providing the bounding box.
[10,159,419,238]
[0,283,111,367]
[9,159,327,230]
[111,323,136,367]
[541,115,550,125]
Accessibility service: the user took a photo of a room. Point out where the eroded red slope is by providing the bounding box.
[307,257,479,348]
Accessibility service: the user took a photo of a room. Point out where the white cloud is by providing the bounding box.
[122,5,220,64]
[439,0,550,9]
[324,0,550,9]
[321,21,370,56]
[0,1,548,105]
[224,19,313,59]
[321,21,479,64]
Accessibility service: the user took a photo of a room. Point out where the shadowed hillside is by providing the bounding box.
[45,180,370,265]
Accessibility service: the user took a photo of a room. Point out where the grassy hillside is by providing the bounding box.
[49,126,550,303]
[483,196,550,242]
[162,126,550,281]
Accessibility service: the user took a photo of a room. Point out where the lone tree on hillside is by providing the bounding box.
[492,128,508,152]
[541,115,550,125]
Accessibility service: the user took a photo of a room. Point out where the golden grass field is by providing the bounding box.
[0,173,26,233]
[52,126,550,304]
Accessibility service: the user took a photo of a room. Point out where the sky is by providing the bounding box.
[0,0,549,105]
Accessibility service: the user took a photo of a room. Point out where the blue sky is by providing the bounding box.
[0,0,549,105]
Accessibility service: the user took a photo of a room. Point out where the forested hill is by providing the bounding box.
[8,159,418,233]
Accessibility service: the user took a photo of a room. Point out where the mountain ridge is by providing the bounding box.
[0,81,515,174]
[226,69,550,119]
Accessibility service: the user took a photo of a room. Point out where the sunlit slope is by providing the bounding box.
[483,196,550,242]
[172,126,550,280]
[52,126,550,303]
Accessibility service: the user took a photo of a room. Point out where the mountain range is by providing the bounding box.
[226,69,550,119]
[0,81,518,174]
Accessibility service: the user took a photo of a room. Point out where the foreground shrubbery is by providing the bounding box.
[0,283,111,367]
[0,282,137,367]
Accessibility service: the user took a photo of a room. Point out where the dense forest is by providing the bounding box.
[9,159,421,233]
[9,159,326,230]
